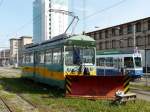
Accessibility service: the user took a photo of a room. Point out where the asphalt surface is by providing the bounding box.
[130,88,150,102]
[130,77,150,102]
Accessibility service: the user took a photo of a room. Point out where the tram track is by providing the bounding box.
[16,93,37,109]
[0,71,38,112]
[0,91,39,112]
[0,96,13,112]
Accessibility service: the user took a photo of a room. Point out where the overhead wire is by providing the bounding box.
[83,0,86,32]
[6,0,69,38]
[85,0,128,20]
[6,0,128,38]
[0,0,3,7]
[6,14,41,38]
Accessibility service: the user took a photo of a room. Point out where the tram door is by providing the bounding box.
[34,51,45,79]
[33,51,38,78]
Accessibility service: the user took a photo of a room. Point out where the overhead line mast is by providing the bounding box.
[83,0,86,34]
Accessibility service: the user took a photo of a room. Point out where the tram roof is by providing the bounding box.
[40,34,95,45]
[96,49,139,55]
[67,35,95,41]
[25,34,95,50]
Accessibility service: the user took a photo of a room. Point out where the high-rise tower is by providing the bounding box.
[33,0,68,43]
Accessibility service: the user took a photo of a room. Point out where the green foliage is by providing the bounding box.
[0,77,150,112]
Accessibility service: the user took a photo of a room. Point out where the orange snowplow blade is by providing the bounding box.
[65,76,130,100]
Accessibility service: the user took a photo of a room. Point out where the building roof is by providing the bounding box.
[0,49,10,52]
[10,38,18,40]
[10,36,32,41]
[86,17,150,34]
[19,36,32,39]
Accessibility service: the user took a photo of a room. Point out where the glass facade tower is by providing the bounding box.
[33,0,68,43]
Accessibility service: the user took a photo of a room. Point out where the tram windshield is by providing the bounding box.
[65,46,95,66]
[134,57,142,67]
[124,57,134,68]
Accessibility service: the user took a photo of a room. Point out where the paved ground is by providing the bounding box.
[130,77,150,102]
[130,88,150,102]
[0,67,21,78]
[131,76,150,86]
[0,67,38,112]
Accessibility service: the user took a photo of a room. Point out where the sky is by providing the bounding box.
[0,0,150,48]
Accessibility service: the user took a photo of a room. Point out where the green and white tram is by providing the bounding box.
[22,34,96,88]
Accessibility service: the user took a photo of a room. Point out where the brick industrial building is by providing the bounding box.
[86,17,150,68]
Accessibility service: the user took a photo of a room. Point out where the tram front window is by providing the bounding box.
[81,48,95,65]
[65,46,95,66]
[124,57,134,68]
[134,57,142,67]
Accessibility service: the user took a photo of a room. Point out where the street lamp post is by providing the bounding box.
[3,50,5,66]
[133,24,136,49]
[143,29,148,86]
[16,48,18,68]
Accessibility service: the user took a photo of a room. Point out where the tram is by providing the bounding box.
[96,49,144,78]
[22,34,130,99]
[22,34,96,89]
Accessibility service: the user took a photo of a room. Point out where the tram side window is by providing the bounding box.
[25,55,30,64]
[124,57,134,68]
[30,54,34,63]
[113,58,118,68]
[45,50,52,64]
[106,57,113,67]
[97,58,105,66]
[39,53,45,64]
[53,48,62,64]
[65,47,73,65]
[25,54,33,64]
[113,58,121,68]
[23,55,26,64]
[96,58,99,66]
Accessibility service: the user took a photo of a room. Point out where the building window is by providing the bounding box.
[119,26,123,35]
[112,28,116,37]
[98,42,103,50]
[136,22,141,32]
[86,33,90,37]
[105,41,109,49]
[112,40,116,48]
[148,20,150,30]
[95,32,99,40]
[99,31,102,39]
[127,24,132,34]
[128,37,133,47]
[119,40,123,48]
[105,30,109,38]
[136,36,144,46]
[14,42,18,47]
[148,35,150,45]
[91,33,95,40]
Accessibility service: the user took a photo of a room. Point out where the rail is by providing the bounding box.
[0,96,13,112]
